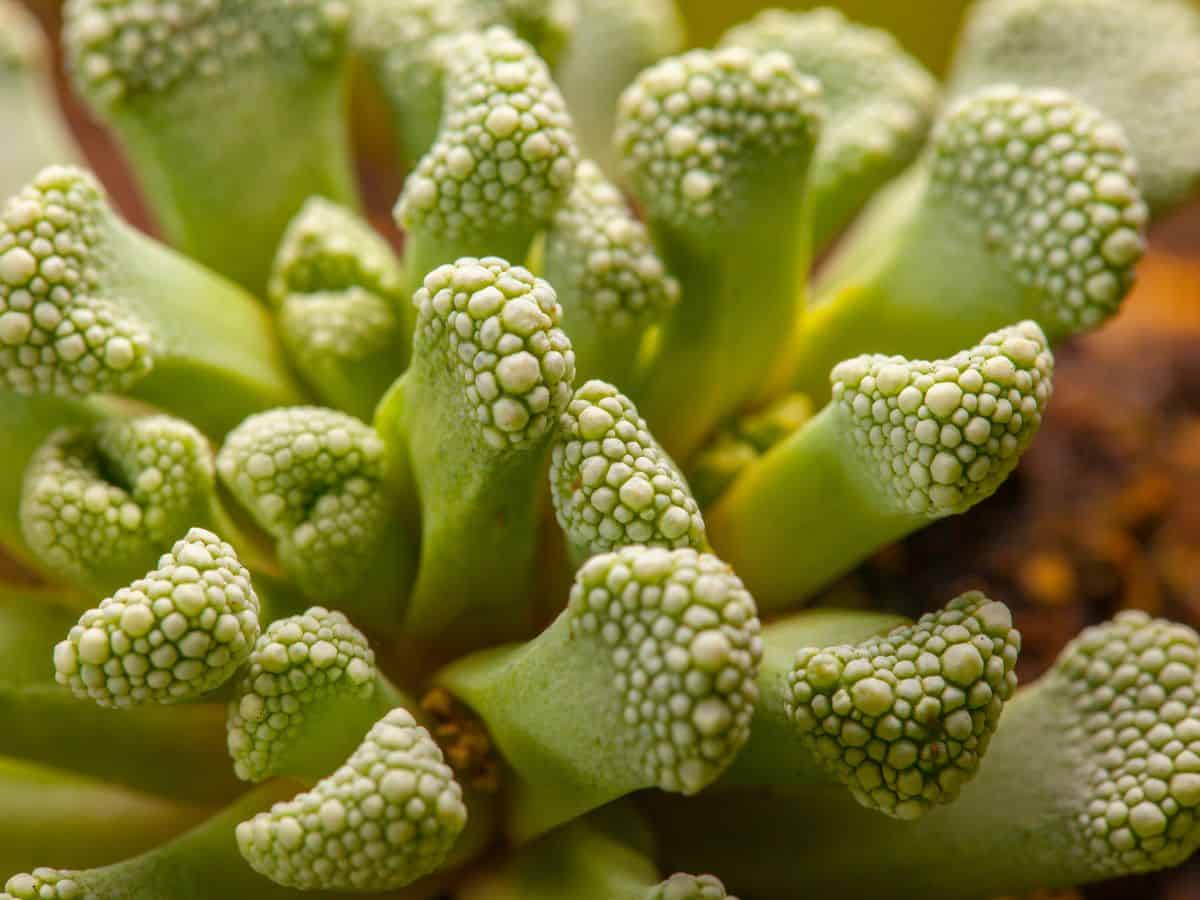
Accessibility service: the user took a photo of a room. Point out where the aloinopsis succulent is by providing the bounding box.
[0,0,1198,897]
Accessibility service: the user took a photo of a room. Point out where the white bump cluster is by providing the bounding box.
[216,406,390,599]
[227,607,377,782]
[0,0,44,69]
[550,380,705,556]
[614,47,821,231]
[412,257,575,450]
[929,85,1147,332]
[650,873,737,900]
[568,546,762,794]
[544,160,679,330]
[237,707,468,891]
[269,198,403,364]
[787,592,1021,819]
[952,0,1200,213]
[831,320,1053,517]
[52,528,260,707]
[720,8,937,229]
[269,198,403,305]
[21,414,214,589]
[279,287,398,363]
[0,166,153,396]
[1056,611,1200,874]
[1,869,82,900]
[63,0,351,110]
[396,26,577,244]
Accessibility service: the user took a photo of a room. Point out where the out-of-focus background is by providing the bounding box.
[9,0,1200,897]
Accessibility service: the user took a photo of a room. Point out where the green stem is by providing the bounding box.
[615,49,822,465]
[439,619,637,840]
[0,3,81,202]
[791,175,1045,403]
[458,807,663,900]
[718,8,938,252]
[554,0,684,178]
[0,757,211,878]
[438,546,763,841]
[706,405,920,611]
[380,373,546,642]
[102,70,358,294]
[272,674,405,783]
[636,177,812,464]
[111,220,308,433]
[0,686,241,806]
[783,84,1151,403]
[0,587,243,803]
[806,167,925,308]
[2,784,444,900]
[374,257,574,646]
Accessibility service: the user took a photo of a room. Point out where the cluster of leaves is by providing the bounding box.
[0,0,1198,897]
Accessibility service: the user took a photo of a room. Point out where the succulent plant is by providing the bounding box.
[0,0,1198,897]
